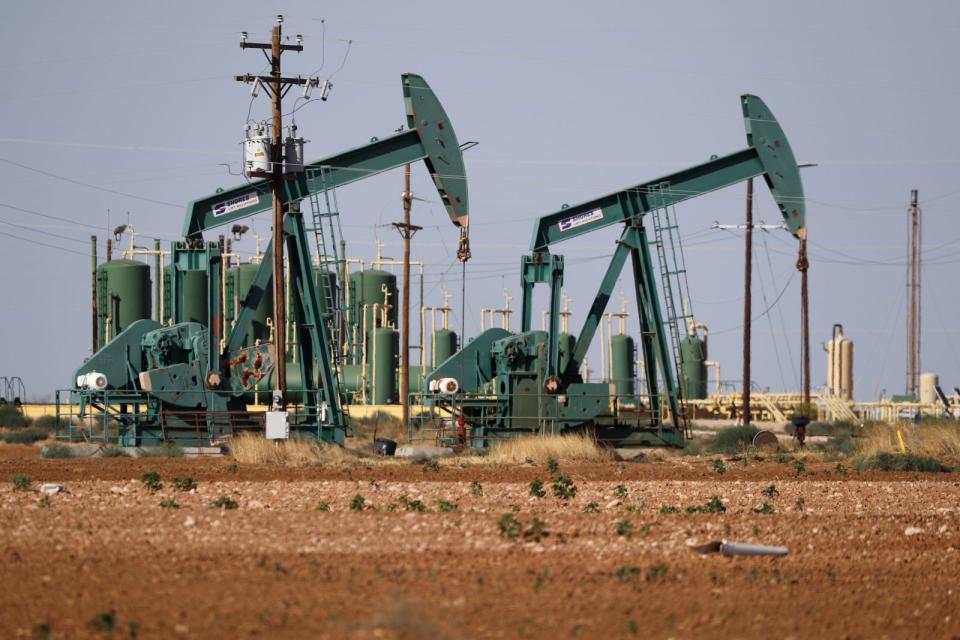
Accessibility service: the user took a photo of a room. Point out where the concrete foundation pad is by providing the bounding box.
[394,445,454,459]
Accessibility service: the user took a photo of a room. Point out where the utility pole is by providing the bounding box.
[392,163,422,432]
[906,189,921,397]
[235,16,314,409]
[91,235,98,353]
[798,234,810,410]
[742,178,753,426]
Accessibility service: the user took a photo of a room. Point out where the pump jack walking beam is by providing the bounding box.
[182,74,469,239]
[521,95,805,429]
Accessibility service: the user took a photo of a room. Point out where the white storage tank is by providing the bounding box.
[827,324,854,400]
[919,372,939,405]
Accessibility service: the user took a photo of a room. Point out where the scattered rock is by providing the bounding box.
[183,516,196,528]
[109,486,128,495]
[904,527,924,536]
[39,484,64,495]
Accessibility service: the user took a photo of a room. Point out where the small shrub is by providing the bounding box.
[752,502,775,514]
[10,473,31,491]
[613,484,628,501]
[315,501,330,511]
[712,459,727,475]
[794,497,806,512]
[793,459,807,477]
[140,471,162,492]
[498,513,522,539]
[159,499,180,509]
[854,452,951,473]
[659,505,679,514]
[835,462,849,476]
[40,443,73,459]
[761,485,779,498]
[546,457,560,474]
[211,495,238,510]
[91,611,116,632]
[37,495,51,508]
[172,476,196,492]
[398,495,426,512]
[420,458,440,473]
[686,496,726,514]
[583,501,600,513]
[708,426,759,454]
[227,462,239,474]
[525,518,549,542]
[645,563,669,583]
[34,415,67,431]
[1,426,50,444]
[349,494,365,511]
[434,498,459,513]
[529,479,546,498]
[616,520,634,538]
[551,475,577,500]
[0,404,30,428]
[471,481,483,497]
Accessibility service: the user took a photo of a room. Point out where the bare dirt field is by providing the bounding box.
[2,447,959,639]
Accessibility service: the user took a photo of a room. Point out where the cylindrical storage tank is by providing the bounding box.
[341,363,364,395]
[919,372,939,405]
[232,262,273,346]
[398,365,425,396]
[349,269,398,330]
[370,326,398,404]
[609,334,636,398]
[97,259,151,345]
[839,339,854,400]
[431,328,458,369]
[680,334,708,400]
[557,332,576,376]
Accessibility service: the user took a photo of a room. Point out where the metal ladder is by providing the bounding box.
[647,182,694,436]
[306,166,351,430]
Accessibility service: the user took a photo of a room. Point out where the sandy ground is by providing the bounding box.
[1,448,959,639]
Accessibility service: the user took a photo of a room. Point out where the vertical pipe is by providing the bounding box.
[91,235,98,353]
[153,239,161,324]
[742,178,753,426]
[106,238,113,262]
[798,235,810,410]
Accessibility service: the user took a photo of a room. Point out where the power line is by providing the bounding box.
[0,229,90,258]
[0,157,181,208]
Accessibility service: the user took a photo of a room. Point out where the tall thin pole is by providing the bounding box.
[393,164,421,430]
[400,164,412,429]
[742,178,753,426]
[907,189,921,397]
[91,235,98,353]
[154,238,161,323]
[798,236,810,409]
[270,24,287,408]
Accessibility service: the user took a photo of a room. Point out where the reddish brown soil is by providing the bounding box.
[2,448,959,639]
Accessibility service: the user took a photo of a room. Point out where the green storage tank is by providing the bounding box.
[314,268,339,306]
[557,332,576,375]
[609,334,635,397]
[680,334,708,400]
[97,259,151,345]
[370,326,398,404]
[163,265,208,326]
[431,328,458,368]
[341,363,364,396]
[349,269,398,332]
[226,262,273,347]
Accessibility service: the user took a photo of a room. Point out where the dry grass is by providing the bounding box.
[856,422,960,463]
[486,433,610,465]
[228,433,360,467]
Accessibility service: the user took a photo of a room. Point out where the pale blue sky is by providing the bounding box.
[2,1,959,400]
